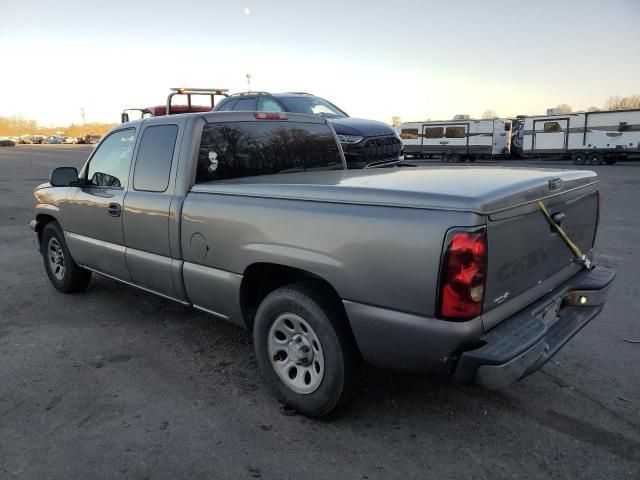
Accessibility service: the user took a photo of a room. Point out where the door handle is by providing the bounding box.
[107,203,121,217]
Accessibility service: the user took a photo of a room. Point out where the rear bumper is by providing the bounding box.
[453,265,616,388]
[344,266,615,386]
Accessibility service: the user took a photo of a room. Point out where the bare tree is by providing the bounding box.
[481,110,497,119]
[390,116,402,127]
[587,106,601,112]
[0,115,116,137]
[604,94,640,111]
[555,104,573,114]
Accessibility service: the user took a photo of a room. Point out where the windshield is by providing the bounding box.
[277,96,347,118]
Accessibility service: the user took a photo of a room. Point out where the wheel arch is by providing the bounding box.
[239,262,350,332]
[34,213,59,249]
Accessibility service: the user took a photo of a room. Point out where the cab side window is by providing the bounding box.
[133,125,178,192]
[87,129,136,188]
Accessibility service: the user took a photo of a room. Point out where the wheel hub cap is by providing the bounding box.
[267,313,325,395]
[287,334,314,366]
[47,238,65,281]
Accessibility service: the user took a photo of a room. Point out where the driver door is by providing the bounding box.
[62,128,136,280]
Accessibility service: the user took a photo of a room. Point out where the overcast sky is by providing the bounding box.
[1,0,639,126]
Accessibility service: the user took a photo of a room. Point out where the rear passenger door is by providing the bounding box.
[123,121,183,299]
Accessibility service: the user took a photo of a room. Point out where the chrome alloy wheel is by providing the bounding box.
[267,313,325,394]
[48,237,65,281]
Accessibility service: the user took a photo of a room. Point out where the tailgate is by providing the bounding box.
[483,186,599,328]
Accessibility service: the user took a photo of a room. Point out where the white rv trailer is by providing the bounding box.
[397,118,512,162]
[522,109,640,164]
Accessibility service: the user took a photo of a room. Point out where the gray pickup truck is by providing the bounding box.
[32,111,615,416]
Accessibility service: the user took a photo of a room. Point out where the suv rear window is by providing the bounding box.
[196,121,343,183]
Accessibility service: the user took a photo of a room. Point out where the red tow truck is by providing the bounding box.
[121,87,229,122]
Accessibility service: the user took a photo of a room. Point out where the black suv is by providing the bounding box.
[213,92,402,168]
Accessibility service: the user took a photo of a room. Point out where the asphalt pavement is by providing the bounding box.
[1,145,639,479]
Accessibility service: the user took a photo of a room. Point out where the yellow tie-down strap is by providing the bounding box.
[538,201,593,270]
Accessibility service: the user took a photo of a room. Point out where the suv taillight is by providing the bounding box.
[438,228,487,320]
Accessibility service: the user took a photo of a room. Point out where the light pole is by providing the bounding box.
[81,107,86,125]
[246,73,251,92]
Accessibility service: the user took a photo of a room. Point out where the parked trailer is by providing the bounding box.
[522,109,640,164]
[397,118,512,162]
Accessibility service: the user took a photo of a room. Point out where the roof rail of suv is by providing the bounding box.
[227,91,316,97]
[228,91,272,97]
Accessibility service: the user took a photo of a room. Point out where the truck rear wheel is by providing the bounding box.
[41,222,92,293]
[588,152,605,165]
[572,152,587,165]
[253,282,361,417]
[449,153,460,163]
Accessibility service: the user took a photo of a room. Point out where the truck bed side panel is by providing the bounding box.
[180,192,482,320]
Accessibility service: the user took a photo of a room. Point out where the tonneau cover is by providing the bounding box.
[191,167,598,214]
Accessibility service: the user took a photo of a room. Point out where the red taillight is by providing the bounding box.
[439,228,487,320]
[254,112,288,120]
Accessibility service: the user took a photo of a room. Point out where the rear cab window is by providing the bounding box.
[196,121,343,183]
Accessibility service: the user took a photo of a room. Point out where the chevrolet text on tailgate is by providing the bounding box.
[31,111,615,417]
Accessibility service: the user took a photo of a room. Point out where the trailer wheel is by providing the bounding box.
[572,152,587,165]
[588,152,605,165]
[441,154,449,162]
[449,153,460,163]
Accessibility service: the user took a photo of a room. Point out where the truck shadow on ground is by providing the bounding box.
[88,275,640,466]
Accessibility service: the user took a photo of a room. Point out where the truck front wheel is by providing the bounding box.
[41,222,92,293]
[253,283,361,417]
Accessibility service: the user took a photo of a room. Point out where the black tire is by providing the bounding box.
[440,153,449,162]
[588,152,605,165]
[604,157,617,165]
[253,282,361,417]
[572,152,587,165]
[41,222,91,293]
[449,153,460,163]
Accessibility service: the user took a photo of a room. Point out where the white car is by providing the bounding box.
[63,136,79,144]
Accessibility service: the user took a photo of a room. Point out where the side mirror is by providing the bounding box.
[121,112,130,123]
[50,167,79,187]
